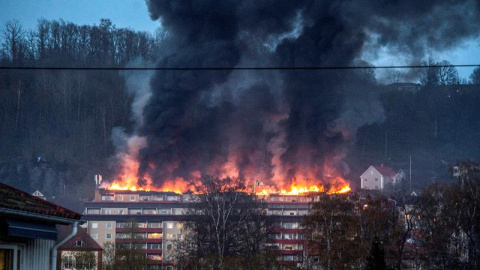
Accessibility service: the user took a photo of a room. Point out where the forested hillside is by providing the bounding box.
[0,19,162,209]
[350,78,480,189]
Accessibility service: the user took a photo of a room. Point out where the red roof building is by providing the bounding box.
[56,225,103,270]
[0,182,81,270]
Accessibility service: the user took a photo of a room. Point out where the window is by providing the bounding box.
[166,233,174,239]
[101,195,114,201]
[147,254,162,261]
[130,195,136,201]
[0,248,18,270]
[106,233,112,239]
[64,255,74,268]
[282,222,298,229]
[158,209,171,214]
[176,223,183,229]
[87,208,100,214]
[147,222,162,228]
[91,222,98,229]
[128,208,142,215]
[148,244,161,249]
[104,209,111,214]
[143,208,156,214]
[166,222,173,229]
[91,234,98,239]
[117,195,123,201]
[74,240,85,247]
[106,222,112,229]
[167,244,172,250]
[375,178,378,181]
[147,233,162,239]
[116,222,126,228]
[116,233,128,239]
[118,209,124,215]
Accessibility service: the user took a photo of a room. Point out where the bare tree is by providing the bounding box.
[303,194,364,269]
[470,67,480,85]
[1,20,25,63]
[420,58,459,86]
[175,177,274,270]
[115,219,149,270]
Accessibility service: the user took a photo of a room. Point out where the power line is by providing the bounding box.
[0,64,479,71]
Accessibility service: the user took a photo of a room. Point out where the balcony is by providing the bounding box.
[116,228,162,233]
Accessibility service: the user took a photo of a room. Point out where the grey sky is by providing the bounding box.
[0,0,478,79]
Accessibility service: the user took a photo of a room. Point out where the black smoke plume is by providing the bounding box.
[128,0,480,189]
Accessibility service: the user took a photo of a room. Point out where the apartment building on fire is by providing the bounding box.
[82,186,318,269]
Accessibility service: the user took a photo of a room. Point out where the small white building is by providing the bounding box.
[360,164,399,190]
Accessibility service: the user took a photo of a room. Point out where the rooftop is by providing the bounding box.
[0,182,81,222]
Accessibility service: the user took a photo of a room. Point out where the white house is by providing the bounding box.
[360,164,398,190]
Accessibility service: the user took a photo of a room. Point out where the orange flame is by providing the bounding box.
[105,176,351,196]
[105,139,351,196]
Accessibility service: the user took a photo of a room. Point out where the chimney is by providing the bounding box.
[94,174,103,188]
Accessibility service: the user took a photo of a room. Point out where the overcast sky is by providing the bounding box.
[0,0,478,79]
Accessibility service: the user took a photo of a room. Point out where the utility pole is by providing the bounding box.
[409,155,412,192]
[384,122,388,161]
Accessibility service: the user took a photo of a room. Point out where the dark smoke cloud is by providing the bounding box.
[134,0,480,188]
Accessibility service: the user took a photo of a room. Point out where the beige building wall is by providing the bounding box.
[87,221,116,247]
[162,221,184,263]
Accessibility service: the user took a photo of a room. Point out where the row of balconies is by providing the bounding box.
[86,206,310,217]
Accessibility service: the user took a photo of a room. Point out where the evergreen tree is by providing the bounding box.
[365,236,387,270]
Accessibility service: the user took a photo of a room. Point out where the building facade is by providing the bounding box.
[360,165,398,190]
[0,182,81,270]
[82,188,318,269]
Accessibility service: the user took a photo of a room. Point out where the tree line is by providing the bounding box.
[0,19,163,209]
[304,161,480,270]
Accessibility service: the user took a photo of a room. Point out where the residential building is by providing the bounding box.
[82,188,317,269]
[360,164,399,190]
[0,182,81,270]
[56,224,103,270]
[386,82,421,92]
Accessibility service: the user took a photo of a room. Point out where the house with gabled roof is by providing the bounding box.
[0,182,81,270]
[32,190,47,200]
[56,224,103,270]
[360,164,398,190]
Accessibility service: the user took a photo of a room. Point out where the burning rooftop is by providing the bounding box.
[99,174,351,196]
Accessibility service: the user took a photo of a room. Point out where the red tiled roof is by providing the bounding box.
[57,225,102,251]
[373,165,397,177]
[0,182,81,220]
